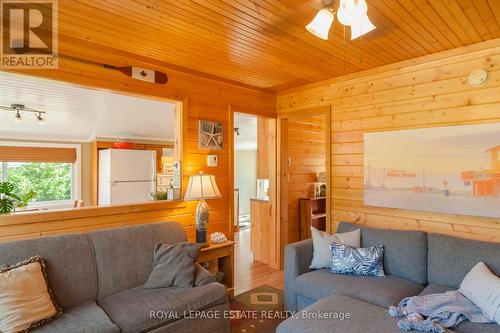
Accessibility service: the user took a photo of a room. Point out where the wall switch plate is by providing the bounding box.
[207,155,218,167]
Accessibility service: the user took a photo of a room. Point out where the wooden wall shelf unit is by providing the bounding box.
[299,197,327,240]
[198,240,235,297]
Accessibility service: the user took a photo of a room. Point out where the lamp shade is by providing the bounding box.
[350,14,376,40]
[337,0,367,26]
[184,172,221,201]
[306,8,335,40]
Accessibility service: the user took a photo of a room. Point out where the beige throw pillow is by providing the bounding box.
[309,226,361,269]
[459,262,500,324]
[0,256,62,333]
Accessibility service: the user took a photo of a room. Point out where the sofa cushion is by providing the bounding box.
[0,234,97,309]
[337,222,428,284]
[419,284,453,296]
[194,264,217,287]
[428,233,500,289]
[310,227,360,269]
[32,302,119,333]
[0,256,62,333]
[89,222,188,300]
[144,302,230,333]
[459,262,500,323]
[99,283,228,333]
[453,320,500,333]
[294,269,424,308]
[144,242,201,289]
[330,243,385,277]
[277,294,454,333]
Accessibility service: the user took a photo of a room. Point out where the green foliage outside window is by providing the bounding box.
[3,162,72,202]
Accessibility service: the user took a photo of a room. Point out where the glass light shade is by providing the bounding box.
[184,172,221,201]
[350,14,376,40]
[337,0,367,26]
[306,8,335,40]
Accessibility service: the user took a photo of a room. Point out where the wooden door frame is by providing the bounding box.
[278,106,332,267]
[229,106,279,269]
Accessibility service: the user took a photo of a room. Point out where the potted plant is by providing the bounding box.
[0,182,20,213]
[151,190,169,201]
[0,182,37,213]
[17,189,36,208]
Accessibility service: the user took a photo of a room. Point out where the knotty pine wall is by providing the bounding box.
[287,114,327,244]
[278,39,500,243]
[0,39,275,242]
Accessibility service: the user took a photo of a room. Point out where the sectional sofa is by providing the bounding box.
[278,222,500,333]
[0,222,230,333]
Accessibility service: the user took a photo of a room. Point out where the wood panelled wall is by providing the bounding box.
[278,39,500,243]
[255,117,278,268]
[0,40,275,242]
[286,114,327,244]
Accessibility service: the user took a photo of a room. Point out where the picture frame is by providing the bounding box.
[199,120,223,150]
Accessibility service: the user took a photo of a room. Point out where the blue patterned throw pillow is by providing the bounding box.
[330,242,385,277]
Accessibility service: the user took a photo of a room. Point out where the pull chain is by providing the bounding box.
[343,24,346,71]
[360,28,363,64]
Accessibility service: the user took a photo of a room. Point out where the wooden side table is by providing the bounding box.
[197,240,235,297]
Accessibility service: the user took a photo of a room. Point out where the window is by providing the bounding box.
[0,162,73,203]
[0,143,81,207]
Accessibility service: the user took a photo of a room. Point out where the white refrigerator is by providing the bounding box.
[98,149,156,205]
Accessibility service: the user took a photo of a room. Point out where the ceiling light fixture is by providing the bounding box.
[14,110,23,123]
[306,0,376,41]
[0,104,47,125]
[306,7,335,40]
[36,112,47,125]
[350,15,376,40]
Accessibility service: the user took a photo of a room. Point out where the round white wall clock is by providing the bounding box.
[468,69,489,87]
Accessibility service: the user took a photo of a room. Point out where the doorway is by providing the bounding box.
[280,107,331,264]
[232,112,280,294]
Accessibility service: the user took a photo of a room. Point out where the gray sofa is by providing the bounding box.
[278,222,500,333]
[0,222,230,333]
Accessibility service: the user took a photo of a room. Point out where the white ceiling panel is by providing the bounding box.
[0,72,176,142]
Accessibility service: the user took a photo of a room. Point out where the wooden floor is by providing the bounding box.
[234,228,284,296]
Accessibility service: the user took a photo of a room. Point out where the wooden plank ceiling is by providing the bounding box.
[57,0,500,91]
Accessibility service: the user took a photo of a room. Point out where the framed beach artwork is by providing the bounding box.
[364,122,500,218]
[199,120,223,150]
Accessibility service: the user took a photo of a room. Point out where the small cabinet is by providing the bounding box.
[299,197,326,240]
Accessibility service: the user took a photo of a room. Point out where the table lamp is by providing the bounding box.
[184,171,221,246]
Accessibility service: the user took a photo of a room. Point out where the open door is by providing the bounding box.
[231,112,279,270]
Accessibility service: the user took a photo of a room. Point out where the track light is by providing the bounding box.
[14,110,23,123]
[0,104,47,124]
[36,112,47,125]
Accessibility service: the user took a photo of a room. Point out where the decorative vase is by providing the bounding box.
[196,200,209,246]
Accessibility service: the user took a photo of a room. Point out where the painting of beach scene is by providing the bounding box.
[364,123,500,218]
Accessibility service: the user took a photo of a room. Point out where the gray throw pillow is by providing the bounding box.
[194,263,217,287]
[144,242,201,289]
